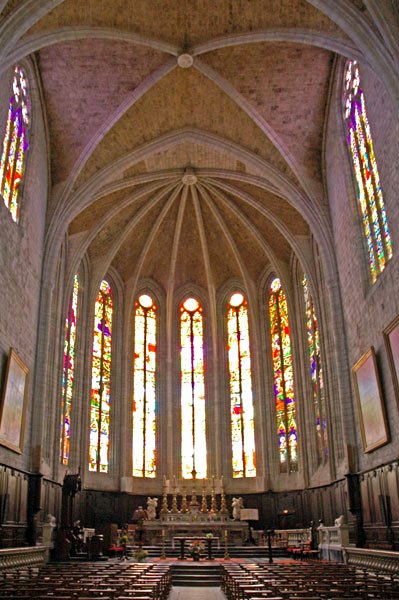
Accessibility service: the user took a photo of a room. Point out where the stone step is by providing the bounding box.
[171,564,221,587]
[142,544,287,559]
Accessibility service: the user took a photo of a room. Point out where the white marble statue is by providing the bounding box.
[147,496,158,520]
[334,515,344,527]
[232,497,244,520]
[47,513,57,527]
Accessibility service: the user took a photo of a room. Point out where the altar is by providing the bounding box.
[140,476,250,546]
[142,519,249,546]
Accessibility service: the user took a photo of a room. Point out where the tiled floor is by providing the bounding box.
[168,587,226,599]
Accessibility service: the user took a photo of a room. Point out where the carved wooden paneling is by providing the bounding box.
[41,479,62,523]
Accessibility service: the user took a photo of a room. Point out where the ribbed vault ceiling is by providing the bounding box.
[3,0,359,294]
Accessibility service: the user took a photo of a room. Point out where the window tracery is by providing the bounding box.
[343,60,392,283]
[180,297,207,479]
[227,292,256,478]
[133,294,157,478]
[89,280,113,473]
[269,277,298,472]
[60,275,79,465]
[0,65,30,222]
[302,274,327,464]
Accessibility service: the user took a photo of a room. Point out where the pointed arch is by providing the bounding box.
[89,279,113,473]
[343,60,392,283]
[302,273,328,465]
[180,296,207,480]
[268,276,298,473]
[227,291,256,478]
[60,274,79,465]
[132,292,157,478]
[0,65,30,222]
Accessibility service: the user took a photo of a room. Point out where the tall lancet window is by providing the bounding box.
[180,298,207,479]
[343,60,392,283]
[227,292,256,478]
[302,275,327,464]
[269,277,297,473]
[132,294,157,478]
[0,66,30,222]
[60,275,79,465]
[89,280,113,472]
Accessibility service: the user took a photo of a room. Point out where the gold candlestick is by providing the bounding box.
[200,480,208,513]
[160,476,169,514]
[210,477,217,513]
[180,492,188,513]
[160,528,166,559]
[224,529,230,560]
[171,475,178,513]
[219,476,228,514]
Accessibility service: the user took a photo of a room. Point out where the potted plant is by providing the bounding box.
[188,539,204,561]
[133,548,148,562]
[118,531,130,559]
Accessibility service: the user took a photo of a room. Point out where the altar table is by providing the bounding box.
[173,536,219,560]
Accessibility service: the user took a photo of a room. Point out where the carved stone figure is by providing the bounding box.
[147,497,158,520]
[334,515,344,527]
[232,497,244,520]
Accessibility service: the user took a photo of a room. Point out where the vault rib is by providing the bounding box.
[129,182,183,292]
[66,179,177,289]
[202,177,315,280]
[90,181,181,289]
[198,180,280,274]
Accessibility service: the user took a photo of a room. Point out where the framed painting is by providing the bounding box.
[384,314,399,407]
[352,347,389,453]
[0,348,29,454]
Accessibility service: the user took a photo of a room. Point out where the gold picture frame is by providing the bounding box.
[384,314,399,408]
[352,347,389,453]
[0,348,29,454]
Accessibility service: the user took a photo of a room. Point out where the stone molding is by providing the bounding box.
[344,547,399,573]
[0,546,48,571]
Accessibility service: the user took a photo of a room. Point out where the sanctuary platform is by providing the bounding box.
[141,476,250,546]
[143,520,249,546]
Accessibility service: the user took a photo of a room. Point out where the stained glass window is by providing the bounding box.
[343,60,392,283]
[302,275,327,464]
[0,65,30,222]
[269,278,297,472]
[227,292,256,478]
[133,294,157,478]
[180,297,207,479]
[89,280,113,472]
[60,275,79,465]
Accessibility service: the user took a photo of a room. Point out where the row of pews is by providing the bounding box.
[221,560,399,599]
[0,561,172,600]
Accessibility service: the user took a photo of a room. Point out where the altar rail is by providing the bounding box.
[273,528,312,547]
[318,524,349,561]
[0,546,48,571]
[344,547,399,573]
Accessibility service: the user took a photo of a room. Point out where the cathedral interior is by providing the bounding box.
[0,0,399,557]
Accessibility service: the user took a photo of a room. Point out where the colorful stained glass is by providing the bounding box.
[133,294,157,478]
[302,275,327,464]
[344,60,392,283]
[60,275,79,465]
[0,66,30,222]
[269,277,297,472]
[227,292,256,478]
[89,280,113,472]
[180,297,207,479]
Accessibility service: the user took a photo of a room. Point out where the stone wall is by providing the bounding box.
[0,59,48,474]
[325,58,399,474]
